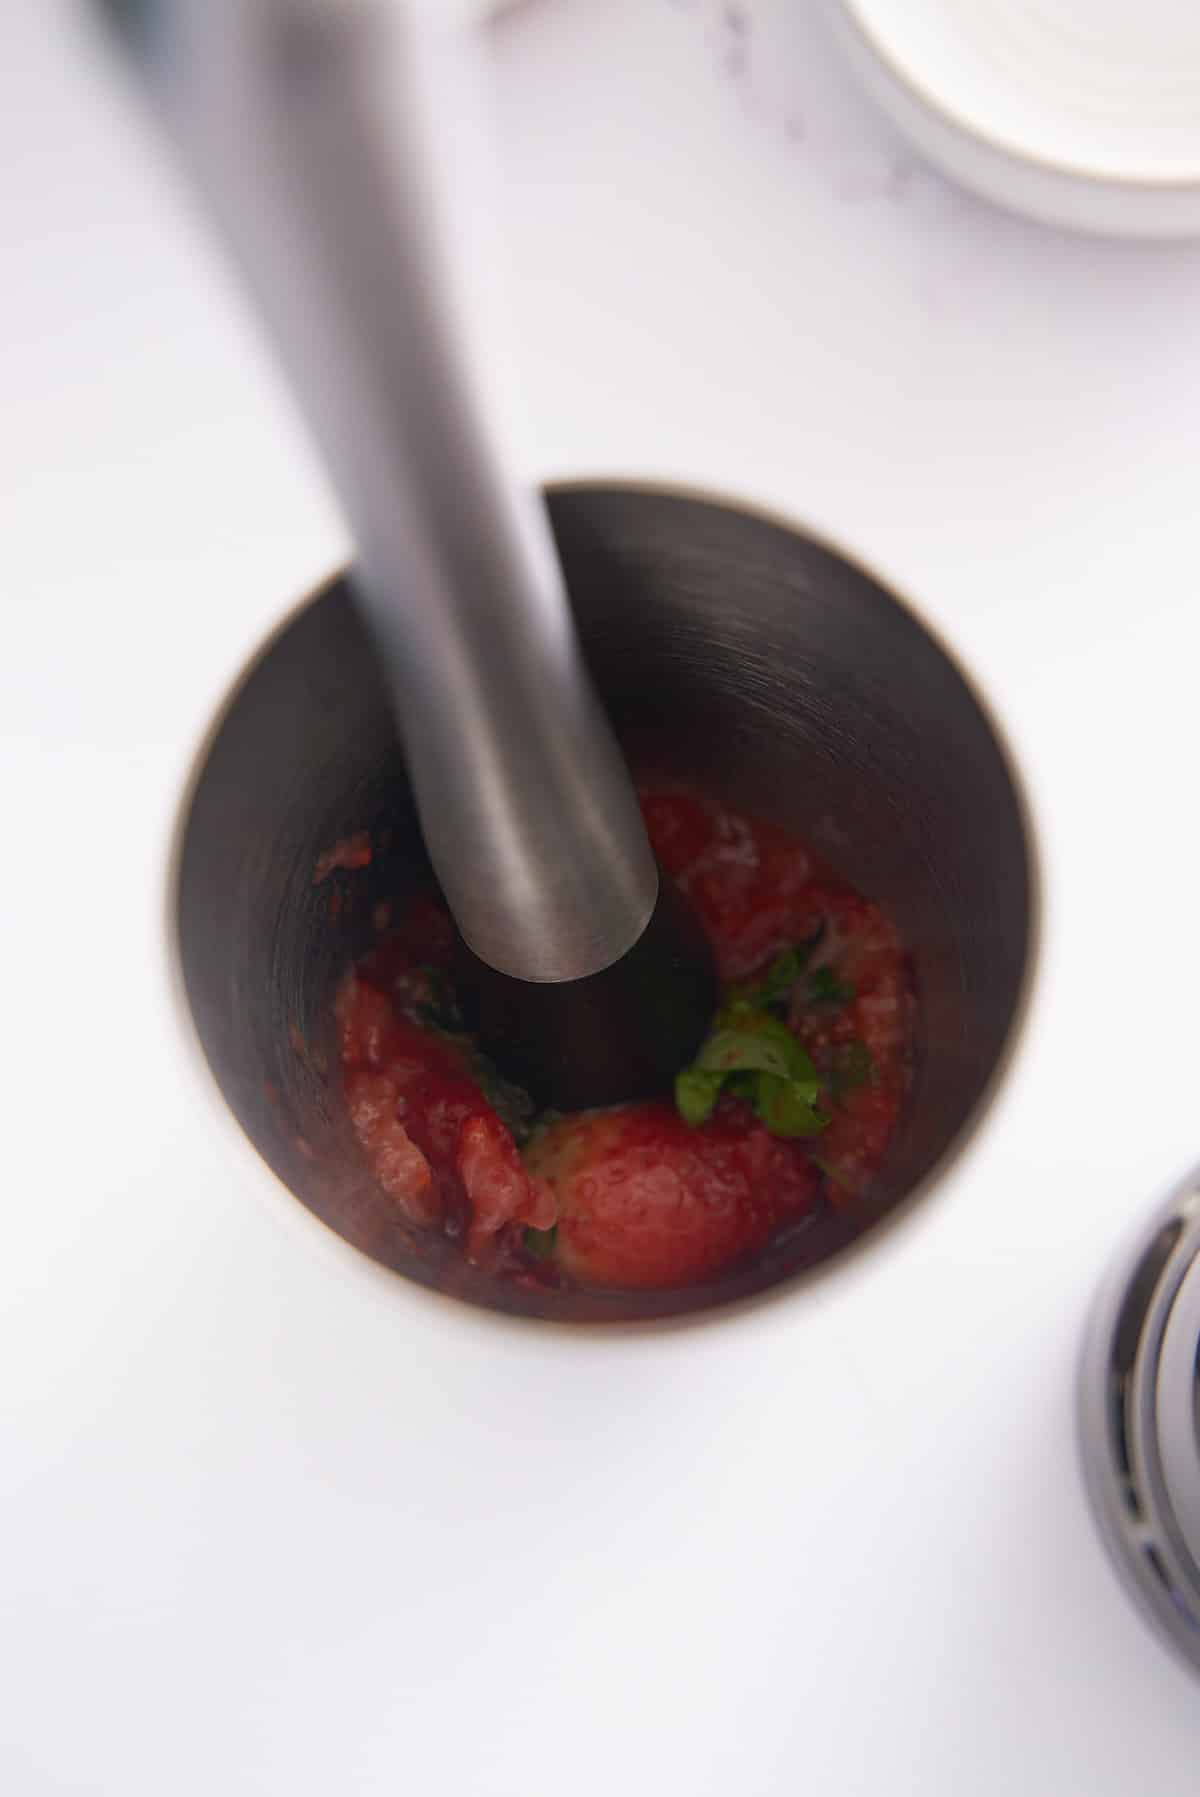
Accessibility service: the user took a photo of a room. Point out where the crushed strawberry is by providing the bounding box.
[335,794,913,1292]
[335,973,405,1068]
[344,1068,438,1226]
[641,789,822,981]
[337,955,536,1256]
[526,1103,818,1291]
[457,1113,556,1264]
[638,789,717,877]
[816,1084,903,1206]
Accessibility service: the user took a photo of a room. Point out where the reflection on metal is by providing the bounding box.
[103,0,660,985]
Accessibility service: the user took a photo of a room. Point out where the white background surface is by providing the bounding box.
[4,2,1200,1792]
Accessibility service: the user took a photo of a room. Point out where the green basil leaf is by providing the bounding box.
[675,1067,725,1126]
[699,1027,798,1080]
[711,1009,821,1081]
[676,974,826,1138]
[754,1074,829,1138]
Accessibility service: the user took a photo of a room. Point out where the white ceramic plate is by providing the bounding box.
[828,0,1200,236]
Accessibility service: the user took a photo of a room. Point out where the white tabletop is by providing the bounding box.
[4,2,1200,1792]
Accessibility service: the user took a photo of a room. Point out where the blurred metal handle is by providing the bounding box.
[104,0,657,981]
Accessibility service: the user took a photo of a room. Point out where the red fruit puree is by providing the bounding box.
[335,787,915,1293]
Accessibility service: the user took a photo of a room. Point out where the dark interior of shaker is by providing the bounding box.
[174,486,1034,1321]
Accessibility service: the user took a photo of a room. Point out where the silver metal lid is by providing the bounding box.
[1079,1170,1200,1677]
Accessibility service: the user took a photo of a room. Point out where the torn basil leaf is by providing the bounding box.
[675,1067,724,1126]
[676,989,826,1138]
[754,1074,829,1138]
[698,1026,800,1081]
[701,1008,820,1082]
